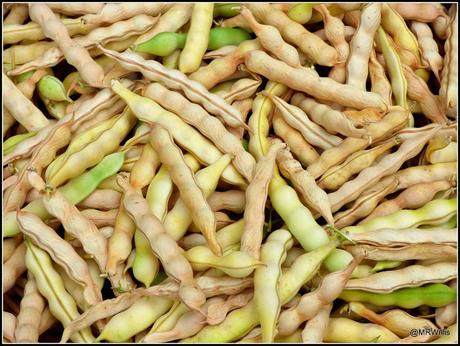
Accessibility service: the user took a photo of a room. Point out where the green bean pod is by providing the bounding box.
[37,75,72,102]
[207,27,252,50]
[47,109,136,187]
[213,3,241,18]
[15,69,36,83]
[371,260,402,273]
[3,152,125,237]
[133,27,251,56]
[342,198,457,234]
[133,31,187,56]
[339,283,457,308]
[3,132,36,156]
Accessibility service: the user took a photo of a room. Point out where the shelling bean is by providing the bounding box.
[14,273,45,343]
[1,3,457,344]
[133,27,251,57]
[328,125,442,212]
[339,283,457,309]
[144,82,255,182]
[291,92,367,138]
[342,198,457,234]
[346,3,382,90]
[247,3,337,66]
[240,6,301,68]
[246,50,387,111]
[117,173,206,312]
[241,139,285,259]
[28,4,105,87]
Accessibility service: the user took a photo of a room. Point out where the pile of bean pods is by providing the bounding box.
[2,2,458,343]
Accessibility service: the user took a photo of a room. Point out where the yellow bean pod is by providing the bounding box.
[179,3,214,73]
[46,108,136,187]
[163,154,231,242]
[185,245,263,278]
[24,239,95,343]
[381,3,422,66]
[254,229,293,342]
[376,27,408,111]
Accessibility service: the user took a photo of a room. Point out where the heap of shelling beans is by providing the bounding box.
[2,2,458,343]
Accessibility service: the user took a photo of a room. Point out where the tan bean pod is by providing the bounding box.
[411,21,444,81]
[277,257,360,336]
[343,243,457,262]
[389,3,447,22]
[3,242,27,293]
[14,272,45,342]
[402,64,447,124]
[24,239,95,342]
[144,82,255,182]
[82,3,171,25]
[346,3,382,90]
[301,304,333,343]
[272,110,320,167]
[369,50,393,106]
[291,92,368,138]
[277,147,334,226]
[28,4,104,87]
[3,17,98,45]
[189,39,261,91]
[347,227,457,247]
[245,50,388,111]
[3,311,17,343]
[246,3,337,66]
[3,121,72,213]
[241,140,286,259]
[345,262,457,292]
[347,302,439,342]
[264,92,342,150]
[240,6,301,68]
[333,176,398,228]
[29,173,108,271]
[101,47,246,129]
[208,190,246,213]
[150,126,220,255]
[17,209,102,308]
[10,15,159,76]
[3,73,50,132]
[362,180,454,223]
[319,138,399,191]
[117,173,206,312]
[328,125,441,212]
[439,5,458,118]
